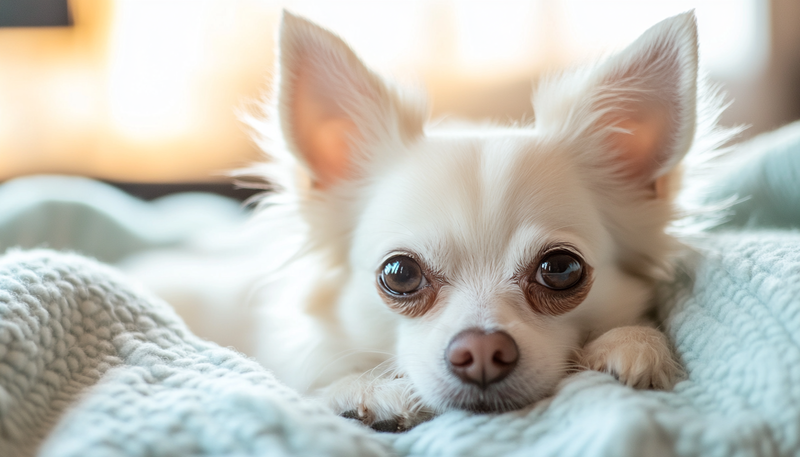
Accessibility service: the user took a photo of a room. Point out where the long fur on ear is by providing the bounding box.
[274,11,426,189]
[532,11,738,280]
[534,12,700,186]
[237,11,428,267]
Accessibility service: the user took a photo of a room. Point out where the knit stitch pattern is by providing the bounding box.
[0,250,385,457]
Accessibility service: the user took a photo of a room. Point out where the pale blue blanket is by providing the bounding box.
[1,122,799,456]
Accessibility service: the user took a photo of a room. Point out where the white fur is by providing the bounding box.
[242,11,729,429]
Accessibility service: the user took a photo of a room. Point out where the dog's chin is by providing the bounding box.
[433,381,543,413]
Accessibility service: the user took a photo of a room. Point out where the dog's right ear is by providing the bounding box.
[275,12,425,189]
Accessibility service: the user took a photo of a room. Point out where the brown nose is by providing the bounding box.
[445,328,519,389]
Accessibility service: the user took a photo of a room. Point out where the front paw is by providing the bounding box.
[580,326,682,390]
[318,373,433,432]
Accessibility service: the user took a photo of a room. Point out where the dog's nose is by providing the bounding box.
[445,328,519,389]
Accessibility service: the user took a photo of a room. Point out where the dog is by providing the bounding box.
[246,10,721,432]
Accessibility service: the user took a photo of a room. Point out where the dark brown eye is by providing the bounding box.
[379,256,427,296]
[535,252,583,290]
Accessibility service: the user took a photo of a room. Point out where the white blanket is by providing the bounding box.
[2,230,800,456]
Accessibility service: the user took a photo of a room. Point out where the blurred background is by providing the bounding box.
[0,0,798,190]
[1,0,798,355]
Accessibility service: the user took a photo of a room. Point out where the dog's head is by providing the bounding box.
[258,11,700,412]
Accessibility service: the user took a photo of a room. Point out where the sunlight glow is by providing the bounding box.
[284,0,769,80]
[0,0,772,181]
[107,0,206,138]
[560,0,769,80]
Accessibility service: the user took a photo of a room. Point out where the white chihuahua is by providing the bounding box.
[248,11,714,432]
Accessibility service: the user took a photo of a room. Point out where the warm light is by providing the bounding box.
[45,66,99,129]
[560,0,769,80]
[0,0,275,182]
[283,0,769,79]
[452,1,551,73]
[0,0,771,182]
[107,0,204,138]
[279,0,428,77]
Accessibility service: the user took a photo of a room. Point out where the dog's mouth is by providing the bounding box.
[435,382,538,413]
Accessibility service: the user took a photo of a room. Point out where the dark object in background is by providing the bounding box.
[106,181,264,202]
[0,0,71,27]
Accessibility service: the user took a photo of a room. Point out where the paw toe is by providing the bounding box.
[371,418,403,433]
[340,410,360,421]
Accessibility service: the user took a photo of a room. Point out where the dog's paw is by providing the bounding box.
[317,372,433,432]
[580,326,682,390]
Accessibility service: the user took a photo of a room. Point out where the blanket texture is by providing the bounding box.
[1,121,799,456]
[0,250,385,457]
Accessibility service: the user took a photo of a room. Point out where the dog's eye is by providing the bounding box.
[379,256,427,295]
[535,252,583,290]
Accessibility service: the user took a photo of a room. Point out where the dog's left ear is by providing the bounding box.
[537,12,698,195]
[275,12,426,189]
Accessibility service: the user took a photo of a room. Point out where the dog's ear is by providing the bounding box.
[275,12,425,189]
[536,12,698,194]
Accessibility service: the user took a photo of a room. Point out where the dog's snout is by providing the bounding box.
[445,328,519,389]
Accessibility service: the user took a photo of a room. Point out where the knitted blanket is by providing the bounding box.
[0,250,384,457]
[1,122,799,457]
